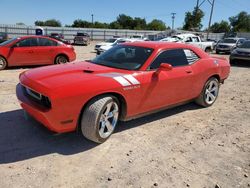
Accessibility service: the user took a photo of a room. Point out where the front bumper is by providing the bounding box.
[16,83,76,133]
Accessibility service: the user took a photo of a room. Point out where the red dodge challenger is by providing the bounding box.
[0,35,76,70]
[16,42,230,143]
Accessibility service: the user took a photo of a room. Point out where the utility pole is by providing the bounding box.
[91,14,94,25]
[206,0,215,40]
[171,13,176,31]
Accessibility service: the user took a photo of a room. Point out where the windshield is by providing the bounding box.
[91,45,154,70]
[221,39,237,44]
[0,37,18,46]
[239,41,250,49]
[105,38,117,43]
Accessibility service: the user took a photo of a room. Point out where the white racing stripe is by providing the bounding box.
[97,72,140,87]
[123,75,140,85]
[113,76,131,86]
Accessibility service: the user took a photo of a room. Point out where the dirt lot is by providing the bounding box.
[0,42,249,188]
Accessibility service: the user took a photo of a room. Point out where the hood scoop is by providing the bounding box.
[83,69,94,73]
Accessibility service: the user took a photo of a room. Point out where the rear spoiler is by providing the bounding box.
[211,56,227,61]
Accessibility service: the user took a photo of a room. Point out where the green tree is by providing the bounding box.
[133,17,147,30]
[109,21,122,29]
[229,11,250,32]
[183,7,204,31]
[35,20,44,26]
[210,20,231,33]
[72,19,91,28]
[147,19,166,31]
[35,19,61,27]
[116,14,134,29]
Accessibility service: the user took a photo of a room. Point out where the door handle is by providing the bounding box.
[28,50,34,53]
[186,70,192,74]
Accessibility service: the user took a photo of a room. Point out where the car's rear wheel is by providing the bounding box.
[55,55,68,64]
[195,77,220,107]
[0,56,7,70]
[81,96,119,143]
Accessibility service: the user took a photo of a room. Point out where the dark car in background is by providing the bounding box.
[230,40,250,64]
[49,33,71,45]
[0,32,8,43]
[216,38,246,54]
[73,32,90,46]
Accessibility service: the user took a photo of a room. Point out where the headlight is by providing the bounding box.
[231,49,238,54]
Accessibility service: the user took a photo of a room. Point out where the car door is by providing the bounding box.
[139,49,197,111]
[36,38,58,65]
[8,38,39,66]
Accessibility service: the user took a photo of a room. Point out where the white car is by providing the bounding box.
[97,38,135,55]
[95,38,118,51]
[173,33,215,52]
[160,36,181,42]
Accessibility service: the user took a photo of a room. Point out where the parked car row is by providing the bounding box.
[0,35,76,70]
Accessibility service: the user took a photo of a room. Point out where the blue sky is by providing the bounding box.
[0,0,249,29]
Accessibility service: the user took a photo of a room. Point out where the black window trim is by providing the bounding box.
[147,48,201,70]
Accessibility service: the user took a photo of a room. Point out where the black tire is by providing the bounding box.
[205,48,212,53]
[195,77,220,107]
[81,96,120,143]
[55,55,68,64]
[0,56,7,70]
[216,50,220,54]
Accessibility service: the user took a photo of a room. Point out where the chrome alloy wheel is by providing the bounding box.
[205,80,219,105]
[99,101,119,139]
[0,58,5,69]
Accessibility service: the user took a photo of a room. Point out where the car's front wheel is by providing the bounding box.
[195,77,220,107]
[81,96,119,143]
[0,56,7,70]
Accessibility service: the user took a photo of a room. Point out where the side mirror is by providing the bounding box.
[158,63,173,72]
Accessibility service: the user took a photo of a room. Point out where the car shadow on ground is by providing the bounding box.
[0,103,199,164]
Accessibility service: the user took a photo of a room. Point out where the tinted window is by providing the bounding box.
[91,45,154,70]
[16,38,38,47]
[240,41,250,48]
[149,49,189,69]
[183,49,200,64]
[0,37,18,46]
[221,39,237,43]
[38,38,58,46]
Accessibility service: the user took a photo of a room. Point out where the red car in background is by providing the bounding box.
[0,35,76,70]
[16,42,230,143]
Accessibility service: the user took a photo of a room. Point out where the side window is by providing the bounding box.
[185,37,192,42]
[183,49,200,64]
[149,49,189,70]
[192,37,200,42]
[38,38,58,46]
[16,38,38,47]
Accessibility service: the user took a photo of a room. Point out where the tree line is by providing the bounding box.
[35,14,168,31]
[34,10,250,33]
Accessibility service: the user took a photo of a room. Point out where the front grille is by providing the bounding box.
[22,85,51,109]
[218,45,229,48]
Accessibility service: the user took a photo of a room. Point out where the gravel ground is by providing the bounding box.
[0,42,249,188]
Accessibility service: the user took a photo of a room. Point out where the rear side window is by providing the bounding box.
[149,49,189,69]
[38,38,58,46]
[183,49,200,64]
[16,38,38,47]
